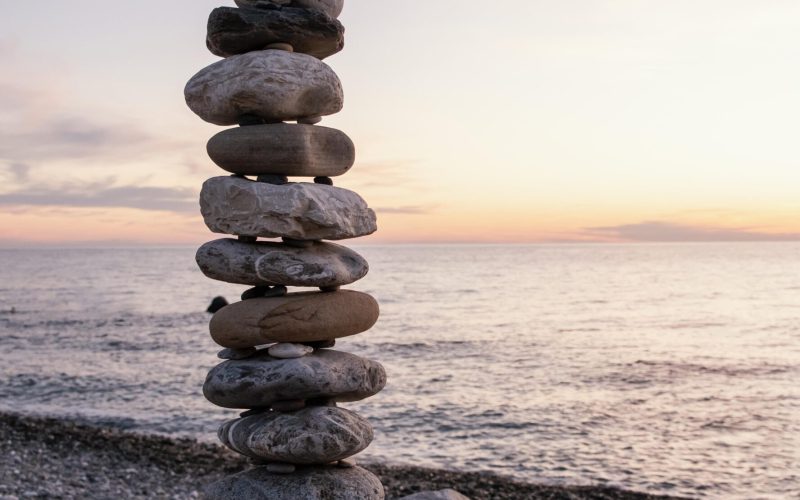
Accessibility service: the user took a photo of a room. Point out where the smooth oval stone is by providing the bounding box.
[206,124,355,177]
[203,349,386,408]
[234,0,345,19]
[205,465,384,500]
[196,238,369,288]
[210,290,379,348]
[207,7,344,59]
[200,177,377,241]
[268,343,314,359]
[185,50,343,125]
[218,406,373,463]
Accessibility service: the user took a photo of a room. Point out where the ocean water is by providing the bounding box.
[0,243,798,499]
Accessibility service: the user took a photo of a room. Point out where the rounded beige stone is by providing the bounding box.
[210,290,379,348]
[206,124,354,177]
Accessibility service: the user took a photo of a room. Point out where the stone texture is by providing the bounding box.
[205,465,384,500]
[200,177,377,241]
[209,290,379,348]
[203,349,386,408]
[234,0,345,19]
[184,50,342,125]
[206,124,355,177]
[218,407,373,463]
[196,238,369,288]
[399,490,471,500]
[207,7,344,59]
[268,343,314,359]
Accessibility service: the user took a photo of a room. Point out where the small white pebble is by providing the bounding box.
[268,343,313,359]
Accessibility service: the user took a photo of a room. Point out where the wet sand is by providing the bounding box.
[0,413,684,499]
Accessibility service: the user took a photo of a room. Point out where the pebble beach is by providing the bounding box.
[0,413,682,500]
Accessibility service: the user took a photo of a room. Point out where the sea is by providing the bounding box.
[0,243,798,499]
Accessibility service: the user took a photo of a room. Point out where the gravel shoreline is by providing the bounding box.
[0,413,684,499]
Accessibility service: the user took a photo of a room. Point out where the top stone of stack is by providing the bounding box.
[235,0,344,19]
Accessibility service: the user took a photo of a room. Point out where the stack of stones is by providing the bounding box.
[184,1,386,498]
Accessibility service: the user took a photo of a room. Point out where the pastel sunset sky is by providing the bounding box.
[1,0,799,245]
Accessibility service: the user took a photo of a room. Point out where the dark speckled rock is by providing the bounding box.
[204,465,384,499]
[196,238,368,288]
[218,407,373,463]
[207,7,344,59]
[203,349,386,409]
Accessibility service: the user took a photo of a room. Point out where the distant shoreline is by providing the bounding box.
[0,412,683,499]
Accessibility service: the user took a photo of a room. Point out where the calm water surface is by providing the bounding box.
[0,243,798,499]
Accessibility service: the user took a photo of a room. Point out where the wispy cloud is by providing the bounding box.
[585,220,800,242]
[374,205,434,215]
[0,183,197,213]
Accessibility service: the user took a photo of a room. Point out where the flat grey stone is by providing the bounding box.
[206,124,355,177]
[399,490,471,500]
[185,50,342,125]
[204,465,384,500]
[196,238,369,288]
[218,406,373,463]
[203,349,386,409]
[200,177,377,241]
[234,0,344,19]
[207,7,344,59]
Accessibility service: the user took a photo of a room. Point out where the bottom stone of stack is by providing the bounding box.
[204,465,384,500]
[218,406,373,463]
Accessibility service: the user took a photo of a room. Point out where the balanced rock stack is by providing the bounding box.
[184,1,386,498]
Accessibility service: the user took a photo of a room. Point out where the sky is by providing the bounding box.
[1,0,799,245]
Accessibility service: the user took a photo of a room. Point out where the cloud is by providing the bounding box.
[585,220,800,242]
[0,79,194,169]
[0,115,189,164]
[4,163,30,182]
[347,159,421,188]
[0,183,198,213]
[374,205,433,215]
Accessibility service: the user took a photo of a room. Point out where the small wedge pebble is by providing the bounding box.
[302,339,336,349]
[264,42,294,52]
[282,237,315,248]
[320,285,340,292]
[241,285,288,301]
[237,235,258,243]
[269,343,314,359]
[218,347,258,360]
[240,408,270,418]
[257,174,289,185]
[338,458,357,468]
[271,400,306,412]
[266,463,297,474]
[314,176,333,185]
[238,114,265,126]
